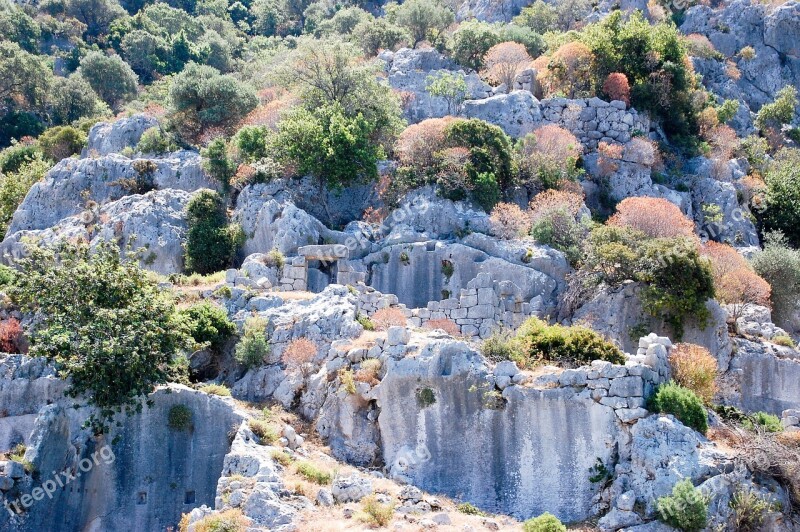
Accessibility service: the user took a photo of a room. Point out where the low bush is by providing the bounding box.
[270,449,294,466]
[668,343,718,404]
[354,359,382,386]
[136,127,177,154]
[199,383,231,396]
[489,202,530,240]
[249,418,279,444]
[356,313,375,331]
[608,197,696,240]
[423,318,460,336]
[729,489,774,532]
[177,302,236,352]
[360,494,395,527]
[649,382,708,434]
[262,248,285,269]
[743,411,783,433]
[192,508,249,532]
[281,338,317,376]
[168,404,193,430]
[772,335,795,348]
[512,317,626,367]
[523,512,567,532]
[295,461,331,485]
[656,479,708,532]
[0,318,24,354]
[456,502,486,516]
[235,317,270,368]
[481,329,517,362]
[38,125,86,161]
[371,308,407,331]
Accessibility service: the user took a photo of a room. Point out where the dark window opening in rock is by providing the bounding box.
[184,490,195,504]
[137,491,147,505]
[307,259,338,293]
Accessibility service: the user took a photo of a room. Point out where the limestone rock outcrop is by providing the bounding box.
[84,113,159,157]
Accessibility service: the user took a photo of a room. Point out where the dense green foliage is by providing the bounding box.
[10,241,188,432]
[523,513,567,532]
[751,232,800,329]
[78,52,139,110]
[235,316,270,368]
[649,382,708,434]
[761,149,800,248]
[184,190,243,274]
[176,301,236,351]
[0,154,49,235]
[656,479,709,532]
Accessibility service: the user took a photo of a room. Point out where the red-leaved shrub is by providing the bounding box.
[602,73,631,106]
[608,197,696,240]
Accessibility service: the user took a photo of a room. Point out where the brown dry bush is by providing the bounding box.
[371,308,407,330]
[701,241,771,320]
[424,318,460,336]
[602,72,630,105]
[736,431,800,510]
[483,42,532,93]
[529,189,584,221]
[668,343,718,403]
[281,338,318,376]
[608,197,696,240]
[354,358,382,386]
[489,202,531,239]
[394,117,456,170]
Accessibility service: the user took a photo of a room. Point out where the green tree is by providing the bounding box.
[10,241,189,433]
[184,189,242,274]
[450,20,501,71]
[0,6,42,53]
[49,75,110,126]
[761,148,800,247]
[513,1,558,34]
[352,18,408,56]
[426,72,468,115]
[752,231,800,329]
[121,29,168,81]
[0,155,49,235]
[0,42,51,112]
[233,125,269,162]
[38,126,87,161]
[394,0,454,48]
[65,0,127,41]
[78,51,139,110]
[755,85,798,132]
[201,136,236,189]
[445,118,515,191]
[168,62,258,141]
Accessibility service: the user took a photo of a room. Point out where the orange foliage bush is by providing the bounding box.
[424,318,460,336]
[708,125,739,162]
[546,42,594,98]
[282,338,318,376]
[489,202,530,239]
[519,124,582,188]
[686,34,717,58]
[529,189,583,221]
[602,73,631,106]
[669,343,718,403]
[0,319,23,354]
[608,197,696,239]
[394,117,456,170]
[701,241,771,318]
[483,42,532,93]
[371,308,408,330]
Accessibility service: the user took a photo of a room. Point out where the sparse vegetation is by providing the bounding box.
[668,343,718,404]
[249,418,279,444]
[295,461,332,485]
[360,494,395,527]
[199,383,231,397]
[656,479,708,532]
[168,404,193,430]
[235,317,270,368]
[649,382,708,434]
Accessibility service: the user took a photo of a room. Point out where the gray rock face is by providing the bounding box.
[375,341,620,522]
[8,151,216,235]
[2,189,192,274]
[84,114,159,157]
[0,376,244,532]
[390,68,492,123]
[454,0,533,22]
[462,91,543,138]
[764,1,800,58]
[382,186,491,239]
[691,176,759,247]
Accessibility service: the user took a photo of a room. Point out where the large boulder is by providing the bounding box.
[1,189,192,274]
[8,152,216,235]
[461,91,543,138]
[764,1,800,58]
[84,114,159,157]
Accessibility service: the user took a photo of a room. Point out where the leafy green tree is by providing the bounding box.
[0,42,51,112]
[352,17,408,56]
[65,0,127,41]
[121,29,168,81]
[0,6,42,53]
[450,20,501,71]
[752,231,800,329]
[49,75,110,125]
[393,0,453,48]
[0,155,49,235]
[444,118,515,191]
[513,1,558,34]
[755,85,798,132]
[316,6,371,36]
[250,0,286,37]
[656,479,709,531]
[500,24,544,58]
[761,149,800,247]
[201,137,236,189]
[78,51,139,110]
[184,189,242,274]
[233,125,269,162]
[426,72,468,115]
[176,301,236,351]
[168,62,258,141]
[275,103,381,189]
[10,241,189,433]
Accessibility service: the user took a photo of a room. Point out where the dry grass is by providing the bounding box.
[668,343,718,404]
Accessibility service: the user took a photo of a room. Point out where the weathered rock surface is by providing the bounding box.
[84,114,159,157]
[2,189,191,274]
[8,151,216,234]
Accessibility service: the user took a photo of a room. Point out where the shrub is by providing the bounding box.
[185,190,241,275]
[0,318,24,354]
[193,508,249,532]
[481,329,517,362]
[360,494,395,527]
[456,502,486,516]
[0,265,15,287]
[78,52,138,110]
[483,42,532,93]
[751,231,800,329]
[281,338,317,376]
[729,489,774,532]
[545,42,594,98]
[136,127,176,155]
[608,197,696,240]
[513,1,558,34]
[772,335,795,348]
[512,317,625,367]
[177,302,236,352]
[602,72,631,105]
[701,242,771,320]
[717,99,740,125]
[168,404,193,430]
[518,125,582,190]
[201,137,236,190]
[354,358,382,386]
[668,343,717,404]
[755,85,797,132]
[235,317,270,368]
[450,20,502,71]
[271,449,294,466]
[356,313,375,331]
[371,308,407,331]
[262,249,285,269]
[394,117,454,172]
[528,189,586,264]
[743,411,783,433]
[423,318,460,336]
[523,513,567,532]
[426,72,468,115]
[10,241,187,433]
[393,0,453,47]
[739,46,756,60]
[489,202,530,239]
[761,149,800,248]
[248,418,279,444]
[198,383,231,396]
[339,368,357,394]
[295,461,331,485]
[649,382,708,434]
[656,479,708,532]
[38,126,86,161]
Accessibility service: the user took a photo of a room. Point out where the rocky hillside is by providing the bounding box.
[0,0,800,531]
